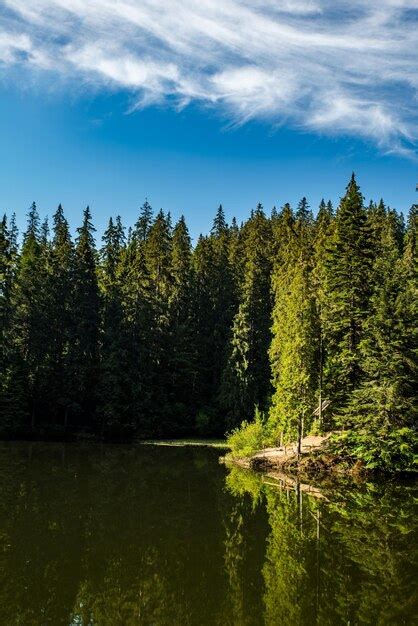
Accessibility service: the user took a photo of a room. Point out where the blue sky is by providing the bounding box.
[0,0,417,241]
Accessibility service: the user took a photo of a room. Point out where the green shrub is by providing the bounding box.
[226,413,265,459]
[308,419,321,437]
[330,427,417,472]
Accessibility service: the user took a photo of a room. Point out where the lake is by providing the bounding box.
[0,442,416,625]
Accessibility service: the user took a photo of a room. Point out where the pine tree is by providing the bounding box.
[9,202,52,430]
[269,206,316,447]
[322,174,372,410]
[98,216,131,437]
[0,215,16,341]
[68,206,100,428]
[119,233,155,434]
[211,204,227,237]
[48,204,74,428]
[0,214,27,431]
[295,197,313,226]
[133,199,153,243]
[167,216,198,431]
[312,199,334,426]
[145,209,172,296]
[193,207,237,433]
[338,206,417,469]
[141,209,174,432]
[221,204,272,428]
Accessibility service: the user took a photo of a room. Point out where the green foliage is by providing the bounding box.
[220,205,272,428]
[330,427,417,472]
[225,463,418,625]
[269,257,316,444]
[0,177,416,470]
[268,202,317,446]
[322,174,373,405]
[226,411,266,459]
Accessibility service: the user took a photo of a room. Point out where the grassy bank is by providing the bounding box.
[140,439,229,448]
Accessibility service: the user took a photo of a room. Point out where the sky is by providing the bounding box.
[0,0,417,240]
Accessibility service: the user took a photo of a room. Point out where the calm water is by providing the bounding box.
[0,443,416,626]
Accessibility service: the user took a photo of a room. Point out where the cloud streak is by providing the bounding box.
[1,0,418,154]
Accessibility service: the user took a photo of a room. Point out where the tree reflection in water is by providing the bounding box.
[0,443,416,625]
[225,465,418,625]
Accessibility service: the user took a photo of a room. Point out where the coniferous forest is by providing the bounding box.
[1,176,417,470]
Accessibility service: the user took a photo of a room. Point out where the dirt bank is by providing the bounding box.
[226,432,363,480]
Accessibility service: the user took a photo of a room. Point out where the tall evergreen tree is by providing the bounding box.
[0,214,27,431]
[68,206,100,427]
[322,174,373,410]
[269,208,316,447]
[194,206,237,433]
[312,199,334,425]
[48,204,74,428]
[9,202,51,429]
[133,199,153,243]
[98,216,131,437]
[211,204,227,237]
[141,209,174,432]
[295,197,313,226]
[166,216,198,431]
[221,204,272,428]
[337,205,417,468]
[119,231,155,434]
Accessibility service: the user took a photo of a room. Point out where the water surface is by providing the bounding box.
[0,443,416,625]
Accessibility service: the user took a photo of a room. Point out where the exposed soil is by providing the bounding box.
[227,432,362,483]
[248,433,334,470]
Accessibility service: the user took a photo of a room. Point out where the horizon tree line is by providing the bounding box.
[1,175,416,467]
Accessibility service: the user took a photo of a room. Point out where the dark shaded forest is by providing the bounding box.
[0,175,416,467]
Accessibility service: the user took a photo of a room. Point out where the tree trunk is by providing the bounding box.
[318,334,323,425]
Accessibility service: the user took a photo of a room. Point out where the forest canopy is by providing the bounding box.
[0,176,416,469]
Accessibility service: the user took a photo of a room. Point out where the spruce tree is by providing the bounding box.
[69,206,100,428]
[269,207,316,447]
[211,204,227,237]
[98,216,131,436]
[142,209,174,432]
[119,231,155,434]
[338,206,417,469]
[48,204,74,428]
[322,174,372,409]
[167,216,198,431]
[295,197,313,226]
[0,214,27,431]
[194,206,237,433]
[133,199,153,243]
[221,204,272,428]
[9,202,51,430]
[312,199,334,426]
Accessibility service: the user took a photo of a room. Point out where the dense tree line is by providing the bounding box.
[1,176,416,465]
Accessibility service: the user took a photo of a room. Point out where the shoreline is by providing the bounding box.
[223,432,418,483]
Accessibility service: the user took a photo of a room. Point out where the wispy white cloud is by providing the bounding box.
[1,0,417,154]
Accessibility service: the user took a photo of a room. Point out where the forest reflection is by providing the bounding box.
[0,443,416,625]
[226,465,418,625]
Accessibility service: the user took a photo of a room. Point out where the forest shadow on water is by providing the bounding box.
[0,442,416,626]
